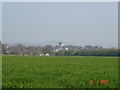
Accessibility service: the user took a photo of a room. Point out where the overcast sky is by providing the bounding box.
[2,2,118,48]
[0,3,2,42]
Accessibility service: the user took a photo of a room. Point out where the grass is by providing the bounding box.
[2,55,118,88]
[0,55,2,89]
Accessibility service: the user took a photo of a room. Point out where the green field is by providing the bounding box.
[0,55,2,89]
[2,55,118,88]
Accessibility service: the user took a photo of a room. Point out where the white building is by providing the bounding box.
[45,53,49,56]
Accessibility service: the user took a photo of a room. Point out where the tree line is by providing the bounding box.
[1,43,120,56]
[56,49,119,56]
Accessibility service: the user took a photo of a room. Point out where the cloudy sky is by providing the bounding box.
[2,2,118,48]
[0,3,2,42]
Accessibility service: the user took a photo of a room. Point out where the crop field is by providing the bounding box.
[2,55,118,88]
[0,55,1,89]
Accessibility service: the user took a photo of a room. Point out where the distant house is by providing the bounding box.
[39,54,44,56]
[39,53,49,56]
[54,42,65,52]
[45,53,49,56]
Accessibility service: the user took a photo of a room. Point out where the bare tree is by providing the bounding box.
[42,45,53,55]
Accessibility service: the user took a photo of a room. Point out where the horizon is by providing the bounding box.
[1,41,118,49]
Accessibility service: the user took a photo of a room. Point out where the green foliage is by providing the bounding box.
[55,49,119,56]
[2,43,119,56]
[55,50,64,56]
[64,50,77,56]
[2,55,118,88]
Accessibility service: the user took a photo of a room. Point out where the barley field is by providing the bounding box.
[2,55,118,88]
